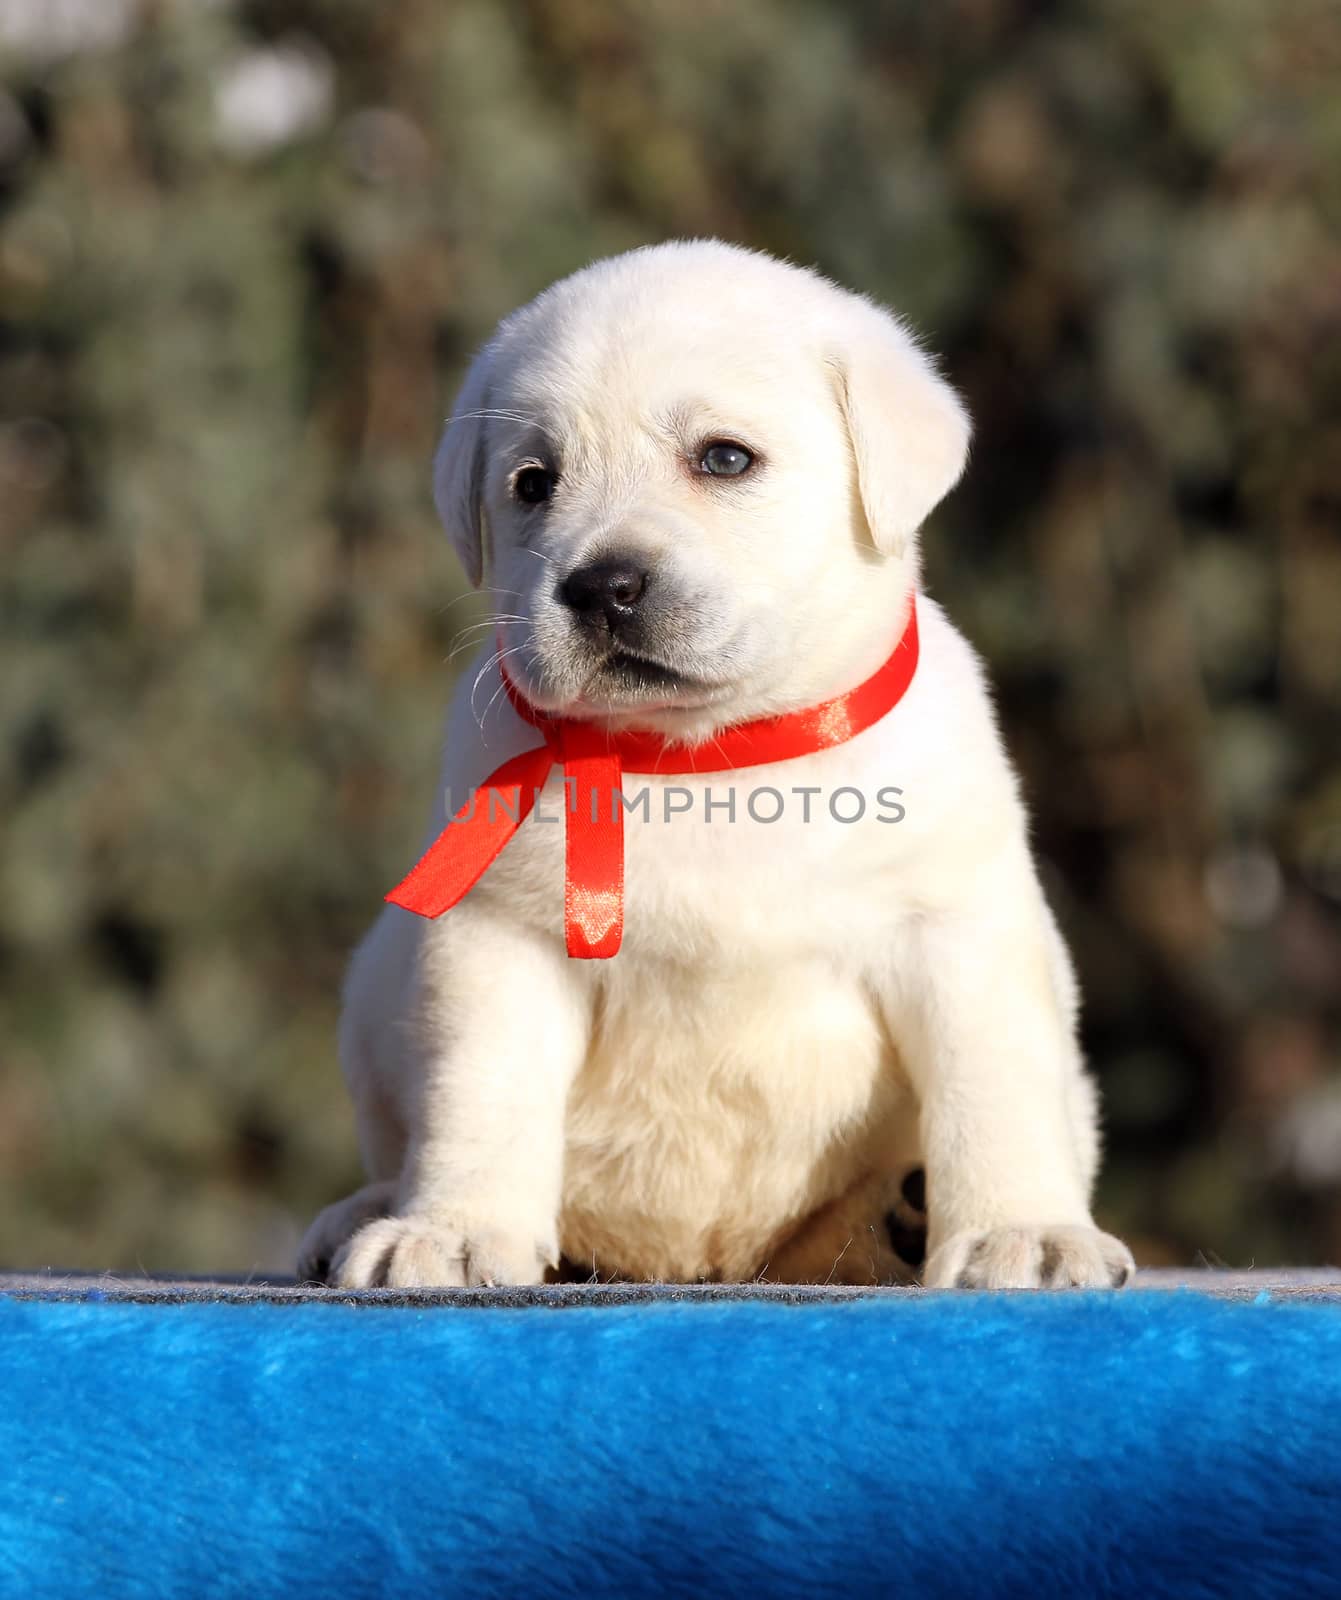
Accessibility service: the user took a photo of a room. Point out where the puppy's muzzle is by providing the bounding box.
[559,554,651,643]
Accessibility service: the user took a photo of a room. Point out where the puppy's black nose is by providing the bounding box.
[560,558,649,625]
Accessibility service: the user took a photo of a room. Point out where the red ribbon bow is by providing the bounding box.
[387,596,920,958]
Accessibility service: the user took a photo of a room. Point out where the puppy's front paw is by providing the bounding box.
[297,1180,397,1284]
[329,1214,549,1290]
[924,1224,1134,1290]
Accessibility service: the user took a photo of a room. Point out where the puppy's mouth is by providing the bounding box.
[579,648,728,709]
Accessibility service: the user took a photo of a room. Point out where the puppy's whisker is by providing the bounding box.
[453,616,528,634]
[448,614,528,639]
[478,644,530,729]
[433,590,493,621]
[447,408,542,427]
[445,617,526,662]
[470,642,530,734]
[445,632,501,670]
[703,731,734,767]
[469,646,508,726]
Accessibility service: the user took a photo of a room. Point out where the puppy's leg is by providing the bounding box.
[331,912,590,1290]
[882,850,1133,1290]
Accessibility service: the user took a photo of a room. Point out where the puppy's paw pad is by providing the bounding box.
[926,1224,1133,1290]
[329,1215,546,1290]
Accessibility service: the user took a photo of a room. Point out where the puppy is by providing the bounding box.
[299,240,1134,1292]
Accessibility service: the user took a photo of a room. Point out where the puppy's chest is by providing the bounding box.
[629,812,882,953]
[480,765,910,957]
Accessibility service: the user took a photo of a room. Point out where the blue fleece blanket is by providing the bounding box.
[1,1290,1338,1598]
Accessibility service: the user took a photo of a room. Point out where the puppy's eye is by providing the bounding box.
[514,466,556,505]
[700,442,754,478]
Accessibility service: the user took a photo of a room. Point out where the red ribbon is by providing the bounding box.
[387,595,920,958]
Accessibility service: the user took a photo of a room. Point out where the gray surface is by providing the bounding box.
[3,1266,1340,1306]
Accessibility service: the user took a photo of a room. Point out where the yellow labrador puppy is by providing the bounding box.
[300,240,1133,1292]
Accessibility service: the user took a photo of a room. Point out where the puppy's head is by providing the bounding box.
[436,241,969,737]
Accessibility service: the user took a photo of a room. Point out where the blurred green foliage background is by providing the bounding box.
[1,0,1338,1274]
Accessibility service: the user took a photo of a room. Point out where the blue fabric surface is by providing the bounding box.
[1,1291,1339,1599]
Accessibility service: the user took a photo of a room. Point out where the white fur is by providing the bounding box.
[301,241,1133,1291]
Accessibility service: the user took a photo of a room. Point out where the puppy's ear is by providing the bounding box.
[829,301,971,559]
[432,342,495,589]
